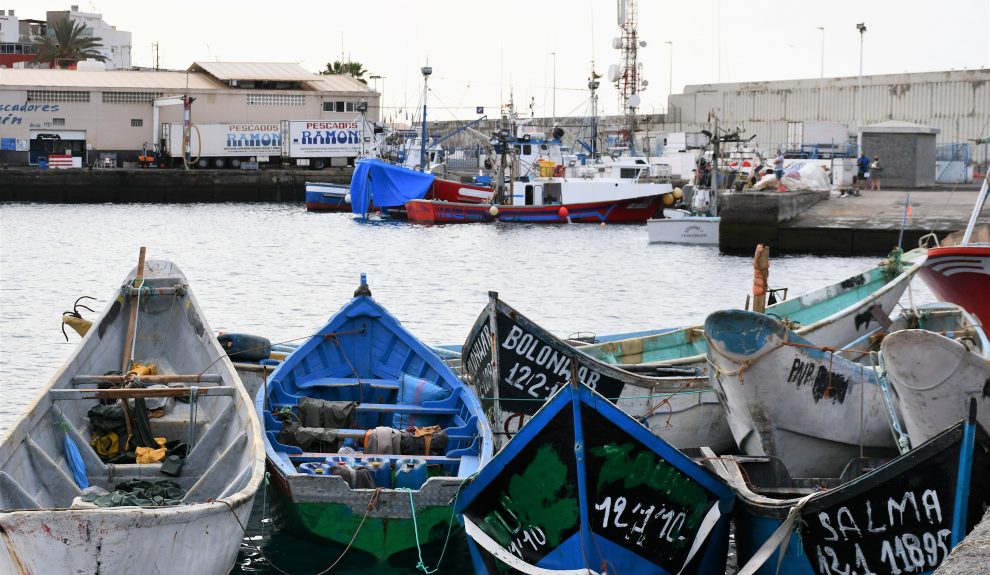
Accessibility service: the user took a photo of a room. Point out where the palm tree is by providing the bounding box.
[320,60,368,84]
[33,19,107,68]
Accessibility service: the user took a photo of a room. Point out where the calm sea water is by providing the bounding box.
[0,203,933,573]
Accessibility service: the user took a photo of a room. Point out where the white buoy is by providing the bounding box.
[489,205,499,216]
[344,193,352,204]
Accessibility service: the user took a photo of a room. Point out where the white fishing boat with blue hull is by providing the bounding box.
[456,381,736,575]
[881,306,990,446]
[0,256,265,575]
[705,401,990,575]
[258,275,494,560]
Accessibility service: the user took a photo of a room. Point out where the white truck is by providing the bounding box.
[161,118,379,169]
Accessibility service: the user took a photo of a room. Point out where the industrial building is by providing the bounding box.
[665,69,990,167]
[0,62,379,166]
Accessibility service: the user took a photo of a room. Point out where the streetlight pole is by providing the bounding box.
[817,27,824,121]
[665,41,673,117]
[369,75,381,120]
[550,52,556,125]
[856,23,866,154]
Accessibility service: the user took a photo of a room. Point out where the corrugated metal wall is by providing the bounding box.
[664,70,990,155]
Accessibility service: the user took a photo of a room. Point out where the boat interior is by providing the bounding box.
[262,294,488,484]
[0,261,258,511]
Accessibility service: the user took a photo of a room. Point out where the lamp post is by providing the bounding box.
[550,52,556,124]
[856,22,866,154]
[369,75,386,123]
[665,41,673,116]
[369,75,381,119]
[817,27,824,121]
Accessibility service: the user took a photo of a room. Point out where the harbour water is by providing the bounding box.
[0,202,934,573]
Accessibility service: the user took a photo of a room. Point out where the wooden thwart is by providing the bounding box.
[51,386,235,400]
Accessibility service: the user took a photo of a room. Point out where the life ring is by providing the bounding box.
[552,164,565,178]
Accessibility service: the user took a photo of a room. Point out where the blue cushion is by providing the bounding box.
[392,374,450,429]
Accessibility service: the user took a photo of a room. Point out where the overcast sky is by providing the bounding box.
[6,0,990,121]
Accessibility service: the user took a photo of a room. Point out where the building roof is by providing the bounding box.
[0,68,225,90]
[189,61,318,82]
[861,120,940,135]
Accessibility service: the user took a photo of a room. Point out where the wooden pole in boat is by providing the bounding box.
[122,246,147,372]
[752,243,770,313]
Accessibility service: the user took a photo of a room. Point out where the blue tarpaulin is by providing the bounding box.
[348,159,435,215]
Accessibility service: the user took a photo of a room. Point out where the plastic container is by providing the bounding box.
[298,462,330,475]
[394,458,428,491]
[362,457,392,488]
[327,455,355,467]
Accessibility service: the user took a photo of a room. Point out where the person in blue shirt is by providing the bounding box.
[855,152,871,196]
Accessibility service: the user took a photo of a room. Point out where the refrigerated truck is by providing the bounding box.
[161,118,377,169]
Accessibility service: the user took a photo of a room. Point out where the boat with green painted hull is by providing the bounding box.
[257,275,494,561]
[579,248,924,369]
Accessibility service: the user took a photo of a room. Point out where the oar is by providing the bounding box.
[119,246,147,448]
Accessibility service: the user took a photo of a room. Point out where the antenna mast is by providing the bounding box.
[612,0,646,139]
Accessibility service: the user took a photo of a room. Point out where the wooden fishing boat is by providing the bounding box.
[0,254,265,574]
[307,171,492,213]
[405,193,664,224]
[580,247,924,369]
[881,306,990,446]
[259,275,494,561]
[705,400,990,575]
[455,380,735,575]
[704,308,898,477]
[305,181,352,212]
[918,173,990,326]
[461,293,734,452]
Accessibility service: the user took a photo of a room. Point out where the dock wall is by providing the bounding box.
[935,508,990,575]
[718,190,830,254]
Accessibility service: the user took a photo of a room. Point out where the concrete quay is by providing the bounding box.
[719,187,988,255]
[935,508,990,575]
[0,167,350,203]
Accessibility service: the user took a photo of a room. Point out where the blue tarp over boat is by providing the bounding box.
[348,159,435,214]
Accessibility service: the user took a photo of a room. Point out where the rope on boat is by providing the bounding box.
[400,477,471,574]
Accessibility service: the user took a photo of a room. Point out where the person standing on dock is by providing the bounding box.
[856,152,871,196]
[870,156,883,190]
[774,150,784,181]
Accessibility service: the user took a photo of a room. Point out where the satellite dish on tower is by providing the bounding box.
[612,37,622,49]
[641,79,649,88]
[629,94,641,108]
[607,64,621,82]
[639,40,647,48]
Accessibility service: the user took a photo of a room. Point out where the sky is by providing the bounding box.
[5,0,990,121]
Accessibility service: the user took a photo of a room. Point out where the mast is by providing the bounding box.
[589,74,600,160]
[420,65,432,171]
[712,115,719,216]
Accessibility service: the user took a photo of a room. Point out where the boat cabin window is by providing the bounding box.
[525,185,533,205]
[540,144,548,151]
[543,183,562,204]
[620,167,641,179]
[523,144,532,156]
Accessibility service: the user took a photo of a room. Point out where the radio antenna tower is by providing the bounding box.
[611,0,647,132]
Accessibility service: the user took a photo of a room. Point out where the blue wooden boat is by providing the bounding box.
[305,182,353,212]
[706,400,990,575]
[257,275,494,561]
[455,381,735,575]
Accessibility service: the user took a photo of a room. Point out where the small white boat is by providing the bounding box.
[881,305,990,446]
[647,209,720,245]
[0,255,265,574]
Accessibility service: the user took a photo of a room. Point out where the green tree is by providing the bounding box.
[33,19,107,68]
[320,60,368,84]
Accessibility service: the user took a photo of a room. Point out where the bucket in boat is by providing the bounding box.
[394,458,428,490]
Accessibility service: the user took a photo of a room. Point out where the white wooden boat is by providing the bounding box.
[881,305,990,446]
[647,210,720,245]
[0,257,265,574]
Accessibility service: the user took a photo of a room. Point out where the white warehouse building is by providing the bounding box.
[0,61,379,166]
[665,69,990,162]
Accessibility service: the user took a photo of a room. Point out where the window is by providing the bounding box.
[130,119,143,127]
[104,91,162,104]
[336,101,345,112]
[620,167,642,179]
[52,118,65,126]
[27,90,89,103]
[522,144,532,156]
[345,101,354,112]
[246,93,304,106]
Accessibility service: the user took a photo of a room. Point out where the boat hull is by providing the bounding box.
[0,498,252,575]
[429,177,494,203]
[305,182,353,212]
[647,216,720,245]
[267,464,462,560]
[706,309,896,477]
[882,327,990,446]
[405,195,663,224]
[462,293,734,452]
[708,415,990,575]
[918,245,990,327]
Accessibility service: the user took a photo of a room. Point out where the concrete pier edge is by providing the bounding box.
[935,508,990,574]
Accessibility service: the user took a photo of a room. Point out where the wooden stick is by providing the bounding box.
[50,387,235,400]
[121,246,147,372]
[72,373,223,384]
[752,243,771,314]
